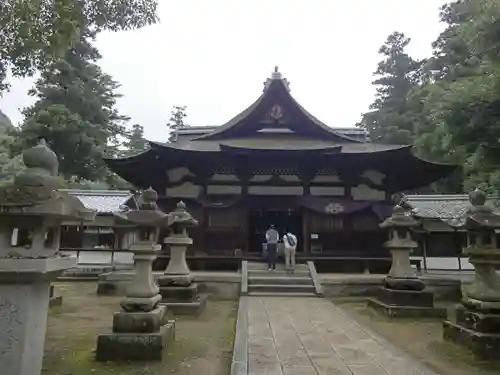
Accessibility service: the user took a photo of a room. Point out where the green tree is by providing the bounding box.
[0,0,158,91]
[167,105,188,142]
[357,32,422,144]
[0,110,22,184]
[123,124,149,156]
[16,38,129,181]
[412,0,500,193]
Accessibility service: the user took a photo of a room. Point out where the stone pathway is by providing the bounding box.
[240,296,438,375]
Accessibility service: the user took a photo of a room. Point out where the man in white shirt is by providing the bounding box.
[283,230,298,274]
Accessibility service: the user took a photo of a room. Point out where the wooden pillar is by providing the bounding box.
[302,208,309,254]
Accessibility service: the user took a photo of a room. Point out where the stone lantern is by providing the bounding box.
[158,201,207,315]
[96,187,176,361]
[0,139,96,375]
[368,204,445,317]
[443,187,500,359]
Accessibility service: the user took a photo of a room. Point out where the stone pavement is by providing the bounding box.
[241,296,439,375]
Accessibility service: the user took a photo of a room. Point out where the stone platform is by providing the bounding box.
[368,286,447,318]
[161,294,209,316]
[232,296,439,375]
[96,320,175,361]
[96,306,175,361]
[443,304,500,360]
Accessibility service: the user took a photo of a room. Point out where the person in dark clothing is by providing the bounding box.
[265,224,279,271]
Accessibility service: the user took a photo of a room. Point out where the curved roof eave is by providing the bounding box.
[191,77,363,142]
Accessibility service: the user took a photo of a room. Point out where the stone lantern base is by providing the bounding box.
[96,305,175,361]
[368,286,447,318]
[443,301,500,360]
[49,284,63,308]
[158,276,208,316]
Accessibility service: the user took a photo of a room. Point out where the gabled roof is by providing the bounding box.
[60,189,137,214]
[192,67,362,142]
[403,194,500,226]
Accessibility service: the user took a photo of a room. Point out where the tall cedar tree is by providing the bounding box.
[357,32,422,144]
[0,0,158,92]
[16,36,129,181]
[167,105,188,142]
[123,124,149,156]
[411,0,500,193]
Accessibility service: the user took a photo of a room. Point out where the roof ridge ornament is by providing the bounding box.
[263,66,291,92]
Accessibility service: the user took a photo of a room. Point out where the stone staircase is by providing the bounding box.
[244,261,321,297]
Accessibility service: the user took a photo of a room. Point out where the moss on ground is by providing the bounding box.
[42,282,237,375]
[337,300,500,375]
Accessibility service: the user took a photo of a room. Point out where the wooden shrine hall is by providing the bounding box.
[105,67,457,271]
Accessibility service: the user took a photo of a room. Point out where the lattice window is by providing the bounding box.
[253,167,297,175]
[316,168,338,176]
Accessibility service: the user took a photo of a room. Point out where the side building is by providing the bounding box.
[105,68,457,267]
[59,189,138,266]
[403,194,500,271]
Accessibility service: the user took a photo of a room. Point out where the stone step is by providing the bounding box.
[248,270,310,277]
[248,284,316,294]
[247,262,309,271]
[248,276,313,285]
[247,291,318,298]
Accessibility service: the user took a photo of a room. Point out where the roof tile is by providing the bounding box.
[60,190,135,213]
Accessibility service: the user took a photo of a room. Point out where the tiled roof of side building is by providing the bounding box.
[403,194,500,221]
[60,189,137,214]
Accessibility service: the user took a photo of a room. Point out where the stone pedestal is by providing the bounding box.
[369,205,444,318]
[443,302,500,360]
[96,243,175,362]
[368,286,446,318]
[158,248,208,315]
[0,257,76,375]
[158,202,207,316]
[442,188,500,359]
[96,306,175,361]
[49,284,62,308]
[443,247,500,359]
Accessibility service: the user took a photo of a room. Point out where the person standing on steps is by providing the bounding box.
[265,224,279,272]
[283,230,298,274]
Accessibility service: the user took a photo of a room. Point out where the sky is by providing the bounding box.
[0,0,447,142]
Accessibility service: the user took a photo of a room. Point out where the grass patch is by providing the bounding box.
[337,300,500,375]
[42,282,237,375]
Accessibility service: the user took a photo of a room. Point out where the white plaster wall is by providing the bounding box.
[250,175,273,182]
[249,186,303,195]
[281,174,300,182]
[167,167,194,182]
[351,184,385,201]
[310,186,344,196]
[206,185,242,195]
[166,182,201,198]
[311,175,342,183]
[211,174,240,182]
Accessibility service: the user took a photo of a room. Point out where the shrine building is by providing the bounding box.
[105,68,457,269]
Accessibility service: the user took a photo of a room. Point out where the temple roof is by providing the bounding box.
[104,68,459,191]
[403,194,500,227]
[192,66,362,142]
[60,189,137,214]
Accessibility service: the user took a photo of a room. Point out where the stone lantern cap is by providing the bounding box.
[0,139,96,221]
[114,187,174,227]
[170,201,198,228]
[463,187,500,229]
[379,204,419,229]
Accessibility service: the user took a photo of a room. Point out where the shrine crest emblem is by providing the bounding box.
[269,104,283,120]
[324,202,344,214]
